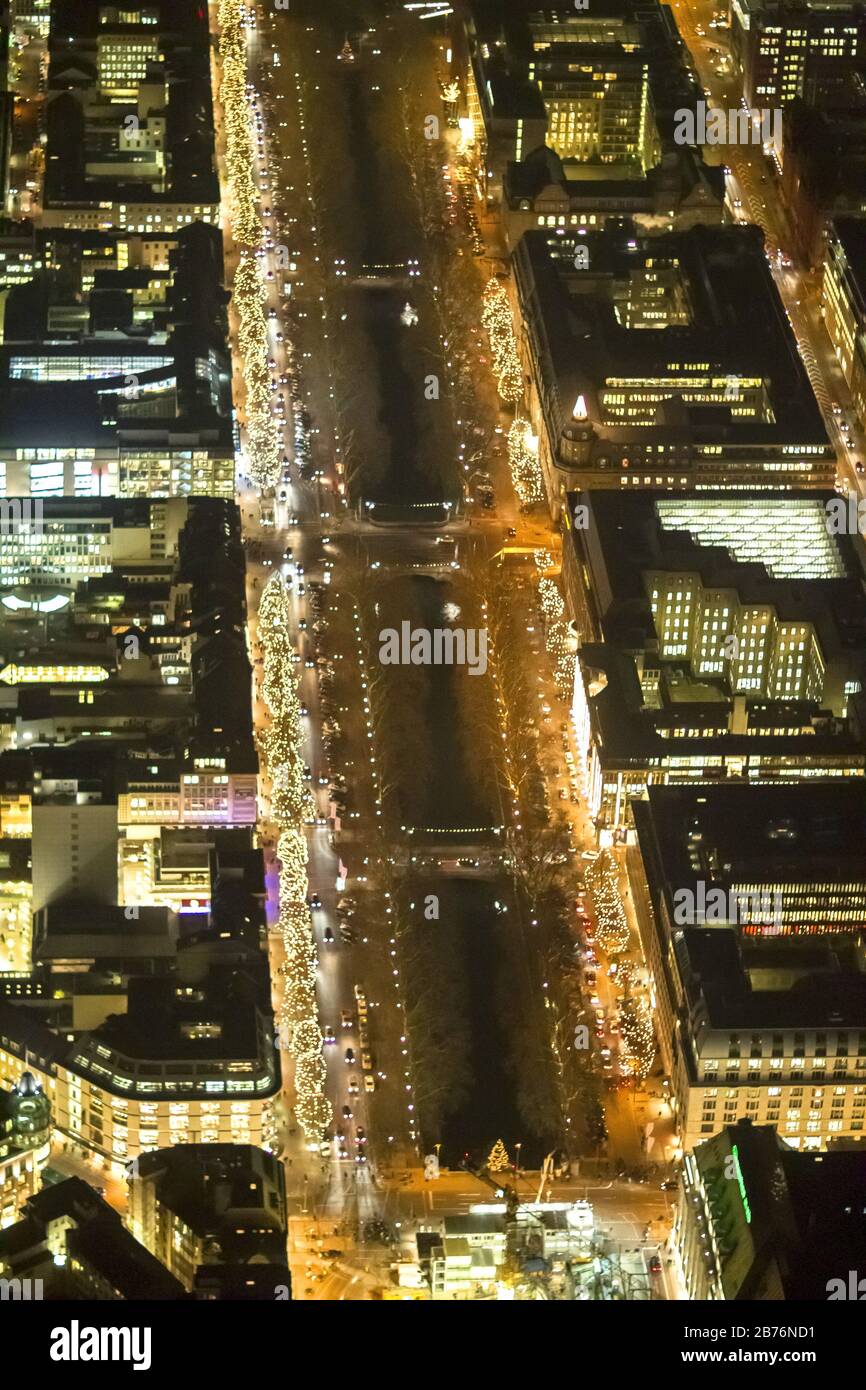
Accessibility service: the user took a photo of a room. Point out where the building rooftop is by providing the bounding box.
[689,1123,866,1298]
[133,1143,287,1260]
[0,1176,185,1299]
[567,490,866,683]
[44,0,218,213]
[634,781,866,905]
[513,223,831,462]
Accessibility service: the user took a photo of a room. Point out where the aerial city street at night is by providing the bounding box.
[1,0,866,1360]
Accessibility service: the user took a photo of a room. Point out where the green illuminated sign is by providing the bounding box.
[731,1145,752,1224]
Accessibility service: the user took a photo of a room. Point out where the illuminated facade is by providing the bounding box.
[629,784,866,1153]
[564,491,866,832]
[733,0,866,109]
[823,217,866,427]
[510,227,834,518]
[0,1074,50,1228]
[119,769,258,828]
[670,1125,866,1300]
[0,987,280,1176]
[528,49,654,170]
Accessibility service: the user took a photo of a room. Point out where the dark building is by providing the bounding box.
[0,1176,186,1298]
[129,1143,289,1294]
[627,782,866,1149]
[509,222,833,516]
[732,0,866,110]
[675,1121,866,1298]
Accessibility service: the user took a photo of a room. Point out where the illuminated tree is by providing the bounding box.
[258,572,332,1139]
[584,850,631,957]
[507,417,544,508]
[486,1138,511,1172]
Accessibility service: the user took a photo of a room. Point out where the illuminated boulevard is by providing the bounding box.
[212,0,863,1300]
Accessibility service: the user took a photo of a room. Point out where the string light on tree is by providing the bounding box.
[258,571,332,1140]
[585,849,631,957]
[486,1138,512,1173]
[619,995,655,1080]
[507,417,544,507]
[481,277,525,405]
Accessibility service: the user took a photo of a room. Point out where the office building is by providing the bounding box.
[510,223,833,517]
[454,0,720,228]
[732,0,866,110]
[0,944,281,1171]
[0,1176,185,1298]
[628,783,866,1150]
[42,0,219,234]
[562,490,866,827]
[674,1122,866,1298]
[823,216,866,423]
[781,92,866,262]
[0,223,234,500]
[501,143,724,252]
[0,1071,50,1226]
[128,1144,288,1291]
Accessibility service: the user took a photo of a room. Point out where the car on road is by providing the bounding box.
[661,1179,678,1190]
[342,1104,353,1119]
[323,1027,336,1045]
[341,1010,354,1028]
[361,1052,373,1071]
[345,1048,355,1065]
[649,1255,662,1274]
[355,1126,367,1145]
[308,893,322,909]
[347,1075,359,1094]
[364,1074,376,1093]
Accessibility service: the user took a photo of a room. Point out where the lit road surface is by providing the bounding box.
[217,1,684,1301]
[210,0,383,1231]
